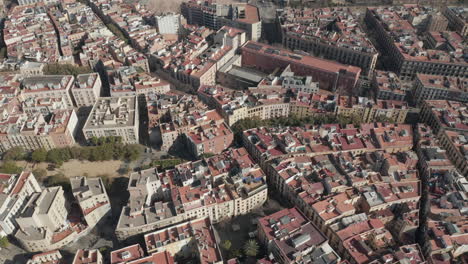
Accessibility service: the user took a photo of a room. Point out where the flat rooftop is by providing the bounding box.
[84,96,137,129]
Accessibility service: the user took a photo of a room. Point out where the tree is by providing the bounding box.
[0,162,22,174]
[124,144,142,161]
[32,168,47,180]
[201,153,215,159]
[90,136,99,146]
[0,236,9,248]
[221,240,232,251]
[375,115,396,123]
[3,147,26,161]
[43,63,92,76]
[46,149,64,165]
[46,173,71,192]
[31,148,48,163]
[69,146,82,159]
[228,248,242,259]
[243,239,259,257]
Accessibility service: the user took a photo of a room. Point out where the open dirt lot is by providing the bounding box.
[55,160,123,178]
[24,160,124,178]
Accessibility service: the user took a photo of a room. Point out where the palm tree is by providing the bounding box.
[243,239,259,257]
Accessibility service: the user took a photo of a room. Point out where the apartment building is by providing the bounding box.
[21,75,75,108]
[241,41,361,94]
[278,7,378,76]
[336,96,409,123]
[159,109,222,153]
[242,123,413,168]
[426,13,449,32]
[181,1,261,41]
[16,187,67,233]
[4,5,60,63]
[17,0,58,6]
[15,186,73,252]
[373,70,407,101]
[72,249,103,264]
[108,67,139,98]
[155,13,181,35]
[413,74,467,104]
[185,121,233,157]
[0,109,78,151]
[365,6,468,81]
[360,182,421,212]
[257,207,340,264]
[290,92,337,118]
[71,73,102,107]
[111,244,175,264]
[82,96,139,144]
[111,244,145,264]
[70,176,111,227]
[146,93,204,145]
[438,130,468,176]
[158,26,246,89]
[22,97,67,116]
[26,250,63,264]
[134,74,170,96]
[108,67,170,97]
[115,148,267,240]
[198,85,290,126]
[335,219,396,264]
[20,61,45,77]
[443,6,468,37]
[420,100,468,135]
[144,218,223,264]
[0,171,42,236]
[423,221,468,262]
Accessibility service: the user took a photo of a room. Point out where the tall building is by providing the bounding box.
[241,41,361,94]
[15,187,71,252]
[155,14,181,35]
[82,96,139,144]
[71,73,102,107]
[426,13,449,32]
[70,177,111,228]
[181,0,262,41]
[0,171,42,236]
[443,6,468,37]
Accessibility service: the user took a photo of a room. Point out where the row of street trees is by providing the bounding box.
[231,113,396,145]
[2,136,143,166]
